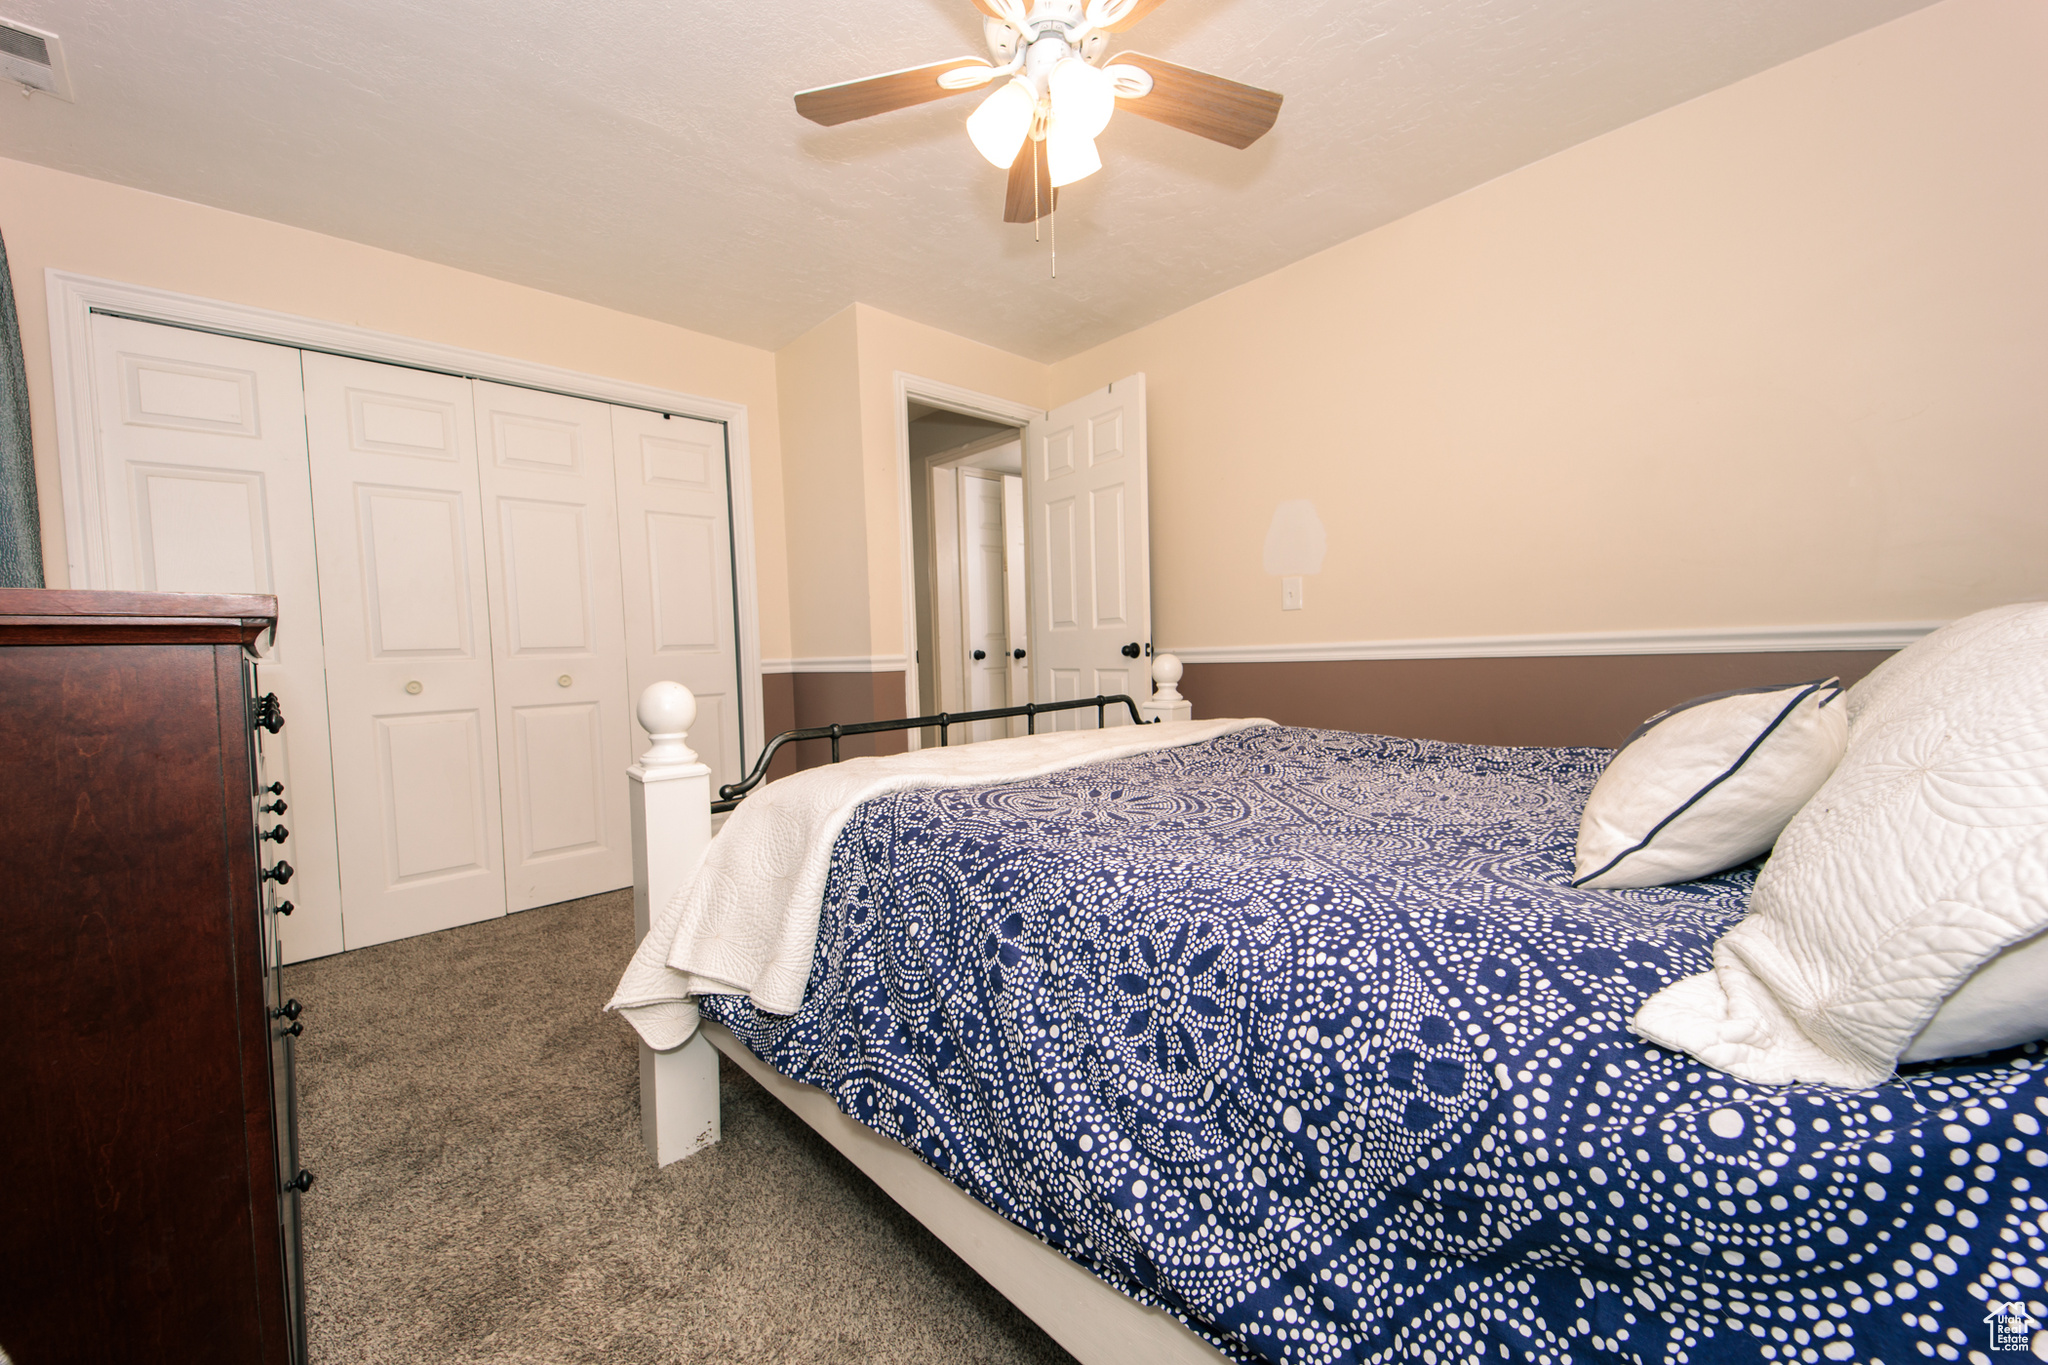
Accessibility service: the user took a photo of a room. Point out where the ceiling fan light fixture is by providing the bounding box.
[1048,56,1115,140]
[967,77,1036,169]
[1044,117,1102,188]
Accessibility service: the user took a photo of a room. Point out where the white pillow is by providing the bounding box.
[1633,602,2048,1086]
[1572,680,1847,890]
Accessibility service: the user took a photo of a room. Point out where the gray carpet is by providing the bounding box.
[283,891,1080,1364]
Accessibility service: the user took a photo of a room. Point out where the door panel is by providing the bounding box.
[360,488,473,654]
[378,710,493,881]
[612,408,745,796]
[511,702,605,857]
[960,470,1011,741]
[1003,474,1029,736]
[304,352,508,947]
[474,382,633,911]
[498,499,594,653]
[1027,375,1151,730]
[86,315,346,961]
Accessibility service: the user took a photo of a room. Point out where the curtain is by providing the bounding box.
[0,229,45,587]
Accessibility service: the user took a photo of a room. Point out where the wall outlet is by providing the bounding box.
[1281,576,1304,611]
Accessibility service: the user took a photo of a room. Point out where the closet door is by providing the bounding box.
[611,409,744,793]
[302,353,508,948]
[83,315,347,961]
[472,382,633,911]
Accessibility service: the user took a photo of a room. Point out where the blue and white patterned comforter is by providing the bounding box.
[699,726,2048,1364]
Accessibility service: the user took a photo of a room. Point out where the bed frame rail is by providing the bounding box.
[714,691,1155,811]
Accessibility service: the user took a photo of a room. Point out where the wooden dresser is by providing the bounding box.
[0,590,309,1365]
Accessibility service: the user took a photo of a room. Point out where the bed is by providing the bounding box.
[612,661,2048,1365]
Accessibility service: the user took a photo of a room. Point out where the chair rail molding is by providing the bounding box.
[1165,622,1944,665]
[45,268,769,767]
[760,655,912,675]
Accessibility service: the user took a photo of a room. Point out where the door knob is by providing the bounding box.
[1012,648,1026,660]
[274,900,295,917]
[261,825,290,844]
[260,798,287,815]
[405,680,423,695]
[262,782,284,796]
[261,861,294,886]
[285,1170,315,1194]
[1120,642,1142,659]
[971,649,986,661]
[557,674,573,688]
[254,693,285,733]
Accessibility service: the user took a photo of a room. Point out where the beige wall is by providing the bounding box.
[773,306,869,659]
[774,302,1045,663]
[1050,0,2048,652]
[13,0,2043,678]
[0,156,792,658]
[851,303,1047,658]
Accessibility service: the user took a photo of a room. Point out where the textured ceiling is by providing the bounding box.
[0,0,1934,361]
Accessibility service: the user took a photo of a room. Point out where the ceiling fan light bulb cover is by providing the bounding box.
[1045,120,1102,187]
[967,78,1036,169]
[1049,56,1116,140]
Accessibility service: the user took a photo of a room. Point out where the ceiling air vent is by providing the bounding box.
[0,17,72,101]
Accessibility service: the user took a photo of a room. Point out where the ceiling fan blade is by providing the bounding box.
[795,58,989,127]
[1003,139,1057,223]
[1099,0,1170,32]
[1112,52,1282,149]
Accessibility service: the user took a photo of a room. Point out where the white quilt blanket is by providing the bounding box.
[608,717,1270,1049]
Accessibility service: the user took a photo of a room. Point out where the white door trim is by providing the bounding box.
[45,269,768,768]
[891,372,1041,728]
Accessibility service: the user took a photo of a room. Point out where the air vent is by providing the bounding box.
[0,16,72,101]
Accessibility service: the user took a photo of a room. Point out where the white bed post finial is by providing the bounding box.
[638,680,700,767]
[1138,652,1192,724]
[629,681,721,1167]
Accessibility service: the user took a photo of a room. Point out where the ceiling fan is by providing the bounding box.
[794,0,1283,223]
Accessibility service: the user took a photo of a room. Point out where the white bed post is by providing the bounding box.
[1138,653,1193,724]
[629,681,722,1167]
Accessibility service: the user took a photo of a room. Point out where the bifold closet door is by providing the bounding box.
[302,353,508,948]
[82,315,347,961]
[472,382,633,911]
[611,408,744,793]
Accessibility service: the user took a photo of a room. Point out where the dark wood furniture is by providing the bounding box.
[0,590,308,1365]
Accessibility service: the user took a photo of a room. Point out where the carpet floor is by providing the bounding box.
[282,890,1080,1365]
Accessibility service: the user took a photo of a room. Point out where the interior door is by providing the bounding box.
[610,407,745,795]
[959,469,1011,740]
[1025,375,1150,729]
[473,382,635,911]
[1002,474,1028,736]
[83,314,347,961]
[302,352,508,948]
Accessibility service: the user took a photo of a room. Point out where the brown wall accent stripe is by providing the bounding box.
[1178,650,1895,750]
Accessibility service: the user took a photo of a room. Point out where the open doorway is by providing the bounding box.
[905,401,1028,743]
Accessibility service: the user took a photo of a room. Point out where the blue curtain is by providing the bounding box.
[0,229,44,587]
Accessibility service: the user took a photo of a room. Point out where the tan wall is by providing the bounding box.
[1050,0,2048,654]
[774,306,870,659]
[851,304,1046,659]
[0,156,792,659]
[773,302,1046,665]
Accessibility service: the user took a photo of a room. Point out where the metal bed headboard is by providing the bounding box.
[715,693,1155,812]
